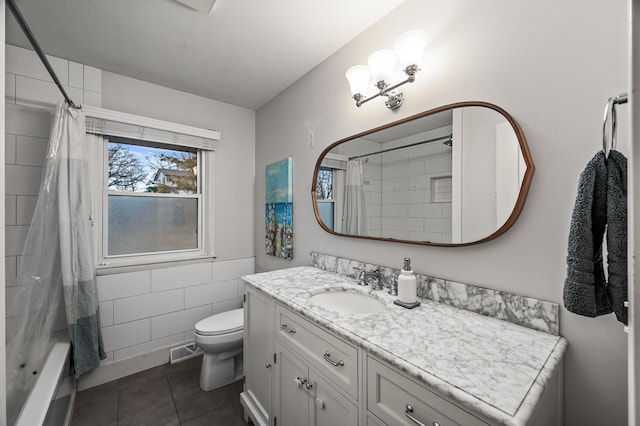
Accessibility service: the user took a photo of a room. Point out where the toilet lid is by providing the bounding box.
[195,308,244,336]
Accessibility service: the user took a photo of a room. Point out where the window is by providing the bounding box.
[85,107,219,267]
[316,167,335,230]
[105,137,201,257]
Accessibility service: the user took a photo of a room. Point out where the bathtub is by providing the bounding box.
[11,341,75,426]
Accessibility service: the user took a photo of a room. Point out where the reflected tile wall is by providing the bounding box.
[309,251,559,335]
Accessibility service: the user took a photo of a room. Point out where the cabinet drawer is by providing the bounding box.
[367,357,489,426]
[276,304,358,399]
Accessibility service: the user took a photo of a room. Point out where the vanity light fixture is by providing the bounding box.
[346,30,428,110]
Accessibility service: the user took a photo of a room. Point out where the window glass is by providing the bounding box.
[316,168,333,200]
[107,195,198,256]
[104,137,201,258]
[107,140,197,194]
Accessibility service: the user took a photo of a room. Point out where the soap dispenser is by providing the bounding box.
[397,257,417,304]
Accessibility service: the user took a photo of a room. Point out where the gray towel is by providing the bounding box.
[606,150,628,325]
[564,152,612,317]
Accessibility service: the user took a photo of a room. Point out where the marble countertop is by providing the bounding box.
[242,266,567,426]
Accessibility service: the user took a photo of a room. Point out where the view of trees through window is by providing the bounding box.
[316,168,333,200]
[107,139,197,194]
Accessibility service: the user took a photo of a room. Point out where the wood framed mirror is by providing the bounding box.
[311,102,534,247]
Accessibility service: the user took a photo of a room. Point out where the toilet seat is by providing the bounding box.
[195,308,243,336]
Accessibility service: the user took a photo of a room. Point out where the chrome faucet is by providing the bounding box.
[354,267,383,290]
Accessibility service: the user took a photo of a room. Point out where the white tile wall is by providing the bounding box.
[102,319,150,352]
[5,195,16,226]
[113,289,184,324]
[16,135,47,166]
[212,257,254,281]
[99,300,114,327]
[16,196,37,226]
[5,165,43,195]
[6,46,69,84]
[5,73,16,103]
[5,44,255,385]
[5,256,17,287]
[5,225,29,256]
[150,262,212,292]
[184,279,238,309]
[15,75,83,109]
[68,62,83,89]
[97,271,151,301]
[5,104,52,138]
[5,133,16,164]
[379,126,453,243]
[151,305,211,340]
[83,66,102,93]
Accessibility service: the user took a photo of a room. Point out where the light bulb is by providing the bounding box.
[367,49,398,85]
[345,65,372,96]
[394,30,429,68]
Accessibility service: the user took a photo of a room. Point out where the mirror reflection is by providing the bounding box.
[313,102,534,246]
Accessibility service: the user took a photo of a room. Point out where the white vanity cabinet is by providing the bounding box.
[242,269,565,426]
[366,356,489,426]
[274,306,359,426]
[241,286,275,426]
[274,342,358,426]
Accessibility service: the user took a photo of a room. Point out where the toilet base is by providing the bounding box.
[199,352,243,392]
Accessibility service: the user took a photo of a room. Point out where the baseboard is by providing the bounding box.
[77,345,174,391]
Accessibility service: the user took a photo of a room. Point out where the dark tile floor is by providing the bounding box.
[71,356,248,426]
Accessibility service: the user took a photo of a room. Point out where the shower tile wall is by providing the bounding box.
[5,44,256,389]
[380,126,453,243]
[5,44,102,345]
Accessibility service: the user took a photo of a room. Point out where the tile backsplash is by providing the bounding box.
[310,251,559,335]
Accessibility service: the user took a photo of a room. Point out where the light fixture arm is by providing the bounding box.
[352,64,419,110]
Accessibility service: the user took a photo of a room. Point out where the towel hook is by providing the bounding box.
[602,93,628,155]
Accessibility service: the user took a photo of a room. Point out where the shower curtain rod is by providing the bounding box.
[349,134,452,161]
[6,0,80,109]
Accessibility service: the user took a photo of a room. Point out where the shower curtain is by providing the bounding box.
[342,160,367,235]
[7,104,105,392]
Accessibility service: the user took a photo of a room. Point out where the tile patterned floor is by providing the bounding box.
[71,357,247,426]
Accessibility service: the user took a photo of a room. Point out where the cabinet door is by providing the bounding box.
[244,286,275,424]
[309,371,358,426]
[274,343,310,426]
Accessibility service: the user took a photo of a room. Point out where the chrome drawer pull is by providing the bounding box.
[405,404,439,426]
[323,351,344,367]
[281,323,296,334]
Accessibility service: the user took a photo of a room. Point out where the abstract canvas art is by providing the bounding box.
[265,158,293,259]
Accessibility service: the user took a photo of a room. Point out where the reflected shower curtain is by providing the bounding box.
[333,169,345,233]
[342,160,366,235]
[7,104,105,394]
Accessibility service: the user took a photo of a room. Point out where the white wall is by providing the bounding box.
[4,44,257,389]
[254,1,628,425]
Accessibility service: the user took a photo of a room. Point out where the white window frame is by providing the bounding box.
[84,106,220,269]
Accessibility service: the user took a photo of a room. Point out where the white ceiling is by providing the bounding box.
[5,0,406,110]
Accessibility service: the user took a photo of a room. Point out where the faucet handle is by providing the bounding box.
[388,275,398,296]
[352,267,368,286]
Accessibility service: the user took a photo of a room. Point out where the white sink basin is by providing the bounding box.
[309,290,386,315]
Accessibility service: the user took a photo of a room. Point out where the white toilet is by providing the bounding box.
[194,308,244,391]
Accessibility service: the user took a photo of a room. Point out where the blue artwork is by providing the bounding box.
[265,158,293,259]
